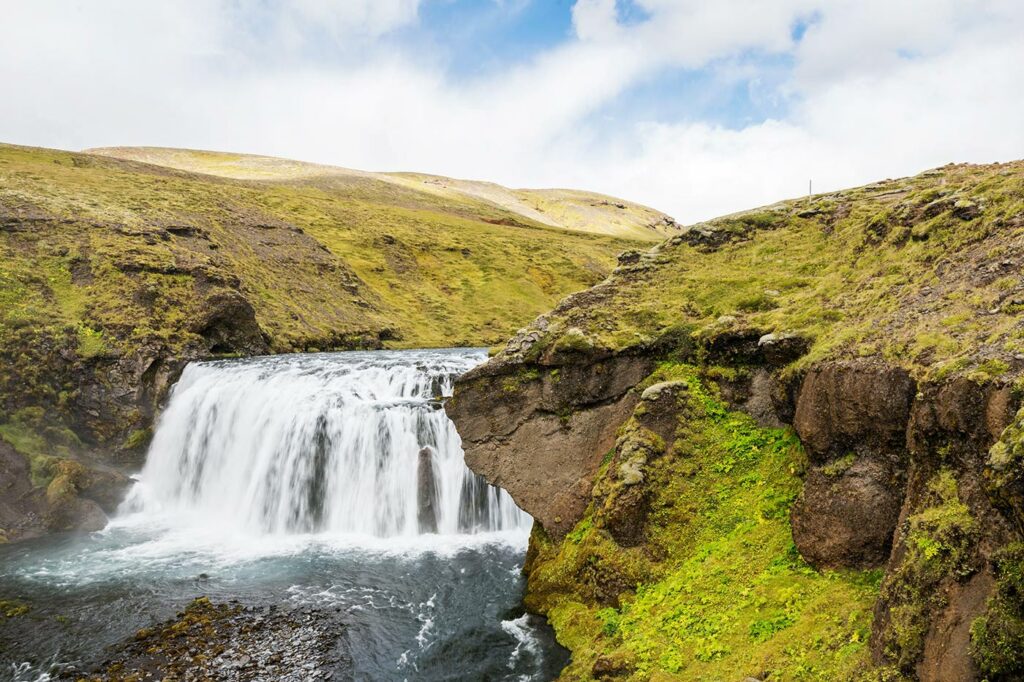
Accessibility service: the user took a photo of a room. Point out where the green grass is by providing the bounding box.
[88,147,680,242]
[0,142,641,354]
[526,366,881,681]
[511,162,1024,383]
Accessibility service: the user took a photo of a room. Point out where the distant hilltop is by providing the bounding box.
[88,146,681,242]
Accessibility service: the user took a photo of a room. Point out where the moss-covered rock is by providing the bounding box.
[986,407,1024,533]
[79,596,348,680]
[525,368,880,681]
[970,543,1024,680]
[450,160,1024,680]
[874,470,980,671]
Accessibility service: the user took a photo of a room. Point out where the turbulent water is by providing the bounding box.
[123,349,528,536]
[0,349,566,681]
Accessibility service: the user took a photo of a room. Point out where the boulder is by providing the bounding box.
[791,457,903,568]
[448,353,654,538]
[793,360,915,461]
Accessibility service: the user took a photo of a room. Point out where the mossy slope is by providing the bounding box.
[527,366,881,681]
[88,146,681,241]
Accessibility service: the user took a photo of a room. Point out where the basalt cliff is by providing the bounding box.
[448,161,1024,680]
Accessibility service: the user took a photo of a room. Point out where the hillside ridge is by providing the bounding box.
[87,146,681,241]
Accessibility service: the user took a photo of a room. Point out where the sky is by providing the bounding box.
[1,0,1023,223]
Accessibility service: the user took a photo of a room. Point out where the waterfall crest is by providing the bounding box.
[123,349,529,536]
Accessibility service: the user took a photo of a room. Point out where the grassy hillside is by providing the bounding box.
[1,143,649,353]
[89,146,681,242]
[508,161,1024,383]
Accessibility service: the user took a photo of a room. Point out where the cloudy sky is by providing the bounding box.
[1,0,1022,222]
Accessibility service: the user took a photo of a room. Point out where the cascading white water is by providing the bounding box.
[123,349,529,537]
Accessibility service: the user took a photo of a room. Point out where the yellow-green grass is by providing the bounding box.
[89,147,680,241]
[0,142,643,354]
[513,162,1024,383]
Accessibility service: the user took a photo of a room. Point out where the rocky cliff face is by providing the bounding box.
[448,346,654,539]
[448,161,1024,680]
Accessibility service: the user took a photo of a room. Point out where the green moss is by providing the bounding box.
[527,367,879,680]
[0,405,86,487]
[122,427,152,451]
[822,453,857,478]
[877,469,978,670]
[734,291,779,313]
[0,599,30,618]
[987,409,1024,528]
[971,543,1024,679]
[967,358,1010,381]
[0,420,58,486]
[551,327,598,355]
[76,324,109,358]
[596,607,621,637]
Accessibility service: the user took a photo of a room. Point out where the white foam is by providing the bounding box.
[502,614,542,671]
[120,349,529,539]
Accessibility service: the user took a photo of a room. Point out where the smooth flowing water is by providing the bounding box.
[0,349,566,681]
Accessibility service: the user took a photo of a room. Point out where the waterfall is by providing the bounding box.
[122,349,529,537]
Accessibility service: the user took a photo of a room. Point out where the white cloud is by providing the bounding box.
[572,0,621,42]
[0,0,1021,223]
[284,0,422,39]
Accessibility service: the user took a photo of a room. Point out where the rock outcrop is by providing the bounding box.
[448,349,653,539]
[790,360,915,569]
[417,446,439,533]
[449,160,1024,680]
[78,597,350,681]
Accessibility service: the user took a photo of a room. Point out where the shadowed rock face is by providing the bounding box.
[793,361,915,460]
[0,441,128,542]
[790,360,916,569]
[191,290,269,356]
[790,457,904,568]
[447,353,654,539]
[0,441,43,542]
